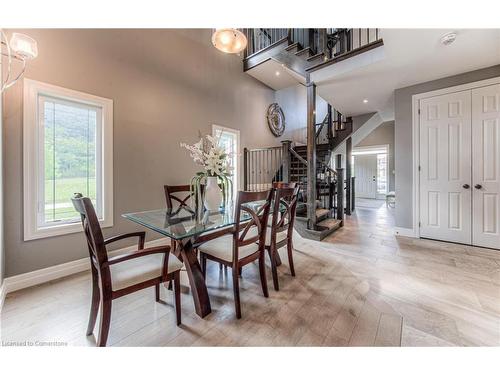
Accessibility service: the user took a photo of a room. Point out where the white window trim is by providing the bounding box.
[23,79,113,241]
[212,124,241,195]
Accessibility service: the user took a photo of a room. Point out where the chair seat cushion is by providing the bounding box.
[198,235,260,262]
[248,226,289,246]
[265,227,288,246]
[110,253,183,291]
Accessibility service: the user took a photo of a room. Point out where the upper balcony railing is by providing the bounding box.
[242,28,381,64]
[241,28,289,58]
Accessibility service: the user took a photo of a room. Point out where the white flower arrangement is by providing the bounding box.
[181,133,234,213]
[180,134,233,178]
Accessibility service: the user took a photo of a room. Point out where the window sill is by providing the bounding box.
[24,218,113,241]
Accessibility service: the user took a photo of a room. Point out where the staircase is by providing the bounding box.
[243,110,352,241]
[290,143,342,240]
[241,28,381,241]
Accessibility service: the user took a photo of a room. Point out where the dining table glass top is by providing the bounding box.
[122,201,273,241]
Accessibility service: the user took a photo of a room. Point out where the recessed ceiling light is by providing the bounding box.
[440,32,457,46]
[275,71,280,76]
[363,99,368,103]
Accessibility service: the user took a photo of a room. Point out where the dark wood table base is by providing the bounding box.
[179,238,212,318]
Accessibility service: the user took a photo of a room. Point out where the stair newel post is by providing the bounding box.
[281,140,292,183]
[328,172,334,211]
[351,176,356,212]
[327,103,333,146]
[345,137,352,216]
[335,154,344,225]
[243,147,248,191]
[319,29,328,56]
[306,80,317,230]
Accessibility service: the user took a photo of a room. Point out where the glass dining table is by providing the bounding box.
[122,204,265,318]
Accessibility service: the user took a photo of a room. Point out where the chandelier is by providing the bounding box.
[211,28,247,54]
[1,31,38,92]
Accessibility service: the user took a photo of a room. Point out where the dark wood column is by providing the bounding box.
[327,104,333,147]
[281,140,291,183]
[335,154,344,225]
[345,137,352,215]
[306,80,317,230]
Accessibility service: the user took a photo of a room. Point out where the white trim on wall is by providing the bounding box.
[394,226,417,238]
[0,281,6,312]
[411,76,500,238]
[23,79,114,241]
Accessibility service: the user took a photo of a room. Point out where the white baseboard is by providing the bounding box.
[0,281,6,311]
[394,226,417,238]
[1,238,169,301]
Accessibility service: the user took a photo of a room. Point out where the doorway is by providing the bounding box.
[353,145,389,201]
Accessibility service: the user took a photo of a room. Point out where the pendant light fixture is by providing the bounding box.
[1,31,38,92]
[211,28,247,54]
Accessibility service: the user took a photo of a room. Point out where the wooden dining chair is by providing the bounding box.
[269,182,297,226]
[71,194,183,347]
[164,184,198,258]
[266,185,300,291]
[164,184,199,216]
[164,184,227,272]
[198,190,272,319]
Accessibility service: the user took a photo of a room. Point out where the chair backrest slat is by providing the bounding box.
[164,184,198,215]
[71,194,108,267]
[270,186,300,237]
[234,190,272,257]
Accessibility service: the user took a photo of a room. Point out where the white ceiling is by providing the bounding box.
[247,29,500,120]
[315,29,500,119]
[246,59,302,90]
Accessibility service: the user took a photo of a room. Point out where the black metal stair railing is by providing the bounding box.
[325,28,380,59]
[243,139,341,225]
[243,145,284,191]
[241,29,289,58]
[242,28,381,66]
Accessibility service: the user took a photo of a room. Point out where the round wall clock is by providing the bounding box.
[266,103,285,137]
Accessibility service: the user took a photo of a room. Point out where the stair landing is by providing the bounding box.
[294,209,342,241]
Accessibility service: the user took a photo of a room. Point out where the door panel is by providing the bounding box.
[472,84,500,249]
[354,154,377,199]
[419,91,472,244]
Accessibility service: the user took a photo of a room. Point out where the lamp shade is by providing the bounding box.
[211,28,247,54]
[9,33,38,60]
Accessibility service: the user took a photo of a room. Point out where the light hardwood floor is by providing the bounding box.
[1,202,499,346]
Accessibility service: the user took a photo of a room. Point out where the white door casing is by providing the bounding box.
[472,84,500,249]
[354,154,377,199]
[419,91,472,244]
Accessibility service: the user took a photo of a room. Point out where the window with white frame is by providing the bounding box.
[212,125,240,199]
[24,79,113,240]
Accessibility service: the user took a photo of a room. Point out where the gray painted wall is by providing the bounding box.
[3,29,278,277]
[394,64,500,229]
[275,84,328,144]
[356,121,395,191]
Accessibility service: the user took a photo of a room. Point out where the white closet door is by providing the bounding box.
[419,91,472,244]
[472,84,500,249]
